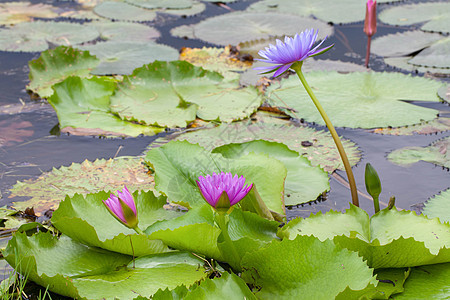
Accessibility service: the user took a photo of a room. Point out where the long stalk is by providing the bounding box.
[291,61,359,207]
[365,36,372,68]
[214,212,241,271]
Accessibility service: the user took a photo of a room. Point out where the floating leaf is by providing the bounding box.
[52,190,179,256]
[393,263,450,299]
[213,140,329,205]
[422,189,450,224]
[247,0,366,24]
[241,235,377,299]
[94,1,157,21]
[145,140,286,216]
[379,2,450,34]
[79,42,179,75]
[48,76,163,137]
[408,37,450,69]
[369,268,410,299]
[438,85,449,103]
[110,61,262,127]
[10,157,155,216]
[279,205,450,269]
[371,31,443,57]
[0,2,58,25]
[92,21,160,43]
[125,0,193,9]
[371,118,450,136]
[266,71,444,129]
[4,232,207,299]
[27,46,100,98]
[180,46,252,81]
[387,136,449,169]
[0,21,99,52]
[384,56,450,76]
[171,12,333,46]
[148,122,361,172]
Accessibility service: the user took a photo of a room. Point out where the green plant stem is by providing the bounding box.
[291,61,359,207]
[214,212,241,271]
[133,226,145,235]
[373,195,380,213]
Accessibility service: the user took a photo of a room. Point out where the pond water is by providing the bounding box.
[0,0,449,297]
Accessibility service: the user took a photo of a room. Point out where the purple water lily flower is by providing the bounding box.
[196,172,253,210]
[103,186,138,228]
[255,29,333,77]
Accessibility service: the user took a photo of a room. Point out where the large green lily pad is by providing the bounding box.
[379,2,450,34]
[79,42,179,75]
[241,235,377,299]
[148,122,361,172]
[422,189,450,224]
[170,12,333,46]
[266,71,444,129]
[247,0,366,24]
[10,157,155,216]
[0,2,58,25]
[27,46,100,98]
[279,205,450,269]
[213,140,330,205]
[110,61,262,127]
[48,76,164,136]
[387,136,449,169]
[0,21,99,52]
[4,232,207,299]
[94,1,157,21]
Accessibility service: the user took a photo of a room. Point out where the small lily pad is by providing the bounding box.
[247,0,366,24]
[0,2,58,25]
[0,21,100,52]
[79,42,179,75]
[10,156,155,216]
[170,12,333,46]
[125,0,193,9]
[387,136,449,169]
[148,122,361,172]
[266,71,444,129]
[371,118,450,136]
[92,21,160,43]
[422,189,450,224]
[408,37,450,69]
[384,56,450,76]
[438,85,449,103]
[379,2,450,34]
[94,1,157,22]
[159,1,205,17]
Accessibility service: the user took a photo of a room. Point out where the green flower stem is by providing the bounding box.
[291,61,359,207]
[373,195,380,213]
[133,226,145,235]
[214,212,241,271]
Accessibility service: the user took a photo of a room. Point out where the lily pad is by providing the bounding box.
[387,136,449,169]
[394,263,450,299]
[213,140,330,205]
[48,76,164,136]
[0,2,58,25]
[4,232,208,299]
[241,235,377,299]
[0,21,99,52]
[379,2,450,34]
[180,46,252,81]
[125,0,193,9]
[371,118,450,136]
[158,1,205,17]
[94,1,157,22]
[10,156,155,216]
[170,12,333,46]
[79,42,179,75]
[52,190,179,256]
[408,37,450,69]
[27,46,100,98]
[92,21,160,43]
[369,268,410,299]
[422,189,450,224]
[279,205,450,269]
[247,0,366,24]
[371,31,443,58]
[266,71,444,129]
[148,122,361,172]
[110,61,262,127]
[384,56,450,76]
[438,85,450,103]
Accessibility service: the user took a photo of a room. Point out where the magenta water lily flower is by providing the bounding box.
[255,29,333,77]
[103,186,138,229]
[364,0,377,37]
[196,172,253,210]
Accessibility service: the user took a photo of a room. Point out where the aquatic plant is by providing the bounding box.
[364,0,377,67]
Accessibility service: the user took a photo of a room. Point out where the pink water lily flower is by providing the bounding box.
[255,29,333,77]
[196,172,253,210]
[103,186,138,228]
